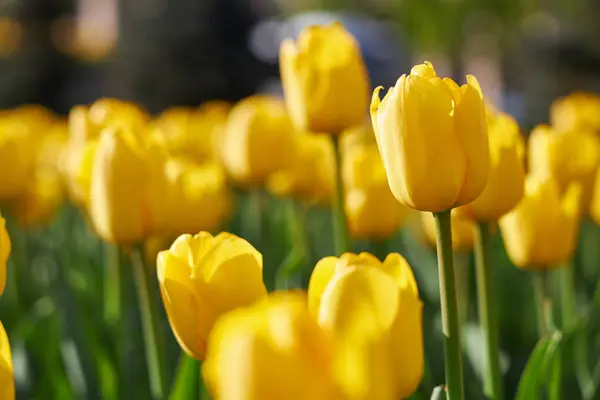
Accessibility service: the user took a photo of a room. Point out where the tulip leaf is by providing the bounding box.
[429,385,446,400]
[169,354,201,400]
[515,332,563,400]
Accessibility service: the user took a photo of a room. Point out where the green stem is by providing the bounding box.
[433,210,464,400]
[332,135,349,255]
[131,245,168,399]
[533,271,552,337]
[474,222,504,400]
[104,243,121,328]
[169,354,200,400]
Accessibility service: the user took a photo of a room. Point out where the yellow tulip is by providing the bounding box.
[203,293,341,400]
[221,95,296,185]
[343,144,407,239]
[0,215,10,296]
[280,22,370,134]
[89,129,167,243]
[308,252,423,399]
[157,232,267,360]
[11,170,64,227]
[528,124,600,212]
[589,168,600,225]
[551,92,600,133]
[0,321,14,399]
[421,210,475,252]
[499,174,581,269]
[458,112,525,221]
[163,158,232,235]
[371,61,489,212]
[0,120,34,200]
[267,133,335,204]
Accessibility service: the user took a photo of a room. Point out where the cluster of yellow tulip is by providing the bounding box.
[2,18,600,400]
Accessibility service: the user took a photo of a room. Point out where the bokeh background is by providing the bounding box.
[1,0,600,399]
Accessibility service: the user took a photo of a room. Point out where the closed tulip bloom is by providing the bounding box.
[371,61,489,212]
[0,321,14,399]
[203,293,342,400]
[589,169,600,225]
[421,210,475,252]
[163,158,232,235]
[221,95,296,185]
[458,112,525,221]
[308,253,423,399]
[280,22,370,134]
[0,215,10,296]
[157,232,267,360]
[499,175,581,269]
[0,120,34,199]
[89,129,167,243]
[551,92,600,133]
[267,133,335,205]
[11,170,64,227]
[528,124,600,212]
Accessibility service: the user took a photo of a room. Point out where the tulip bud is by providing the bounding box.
[203,293,342,400]
[280,22,370,134]
[157,232,267,360]
[11,170,64,227]
[0,120,34,200]
[528,124,600,212]
[499,175,581,269]
[551,92,600,134]
[308,253,423,399]
[221,95,296,185]
[0,321,14,399]
[163,158,232,235]
[89,129,167,243]
[458,112,525,221]
[0,215,10,296]
[421,210,475,252]
[371,61,489,212]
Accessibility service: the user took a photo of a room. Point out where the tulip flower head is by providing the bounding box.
[551,92,600,134]
[308,252,423,399]
[499,174,581,269]
[280,22,370,134]
[0,215,10,296]
[203,293,341,400]
[0,321,14,400]
[157,232,267,360]
[370,61,489,212]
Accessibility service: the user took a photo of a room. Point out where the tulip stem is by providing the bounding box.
[433,210,464,400]
[104,242,121,328]
[131,245,168,400]
[533,270,553,337]
[474,222,504,400]
[332,135,350,255]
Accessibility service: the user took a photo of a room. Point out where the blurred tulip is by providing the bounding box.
[0,321,14,399]
[371,61,489,212]
[203,293,341,400]
[343,144,407,239]
[267,133,335,204]
[89,129,167,243]
[421,210,475,252]
[308,252,423,399]
[157,232,267,360]
[590,169,600,225]
[163,158,232,235]
[11,170,64,227]
[280,22,370,134]
[551,92,600,133]
[340,122,376,152]
[221,95,296,185]
[0,120,34,199]
[499,175,581,269]
[0,215,10,296]
[458,112,525,221]
[528,124,600,212]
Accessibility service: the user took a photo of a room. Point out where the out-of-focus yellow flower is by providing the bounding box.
[421,210,475,252]
[589,168,600,225]
[11,170,64,227]
[499,175,581,269]
[458,112,525,221]
[158,232,267,360]
[267,133,335,205]
[343,144,407,239]
[280,22,370,134]
[0,321,14,399]
[89,129,167,243]
[163,158,232,235]
[551,92,600,133]
[0,120,34,200]
[0,215,10,296]
[371,61,489,212]
[528,124,600,212]
[221,95,296,185]
[308,253,423,399]
[203,293,341,400]
[340,122,376,152]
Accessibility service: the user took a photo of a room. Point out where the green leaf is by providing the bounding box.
[169,354,200,400]
[515,332,563,400]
